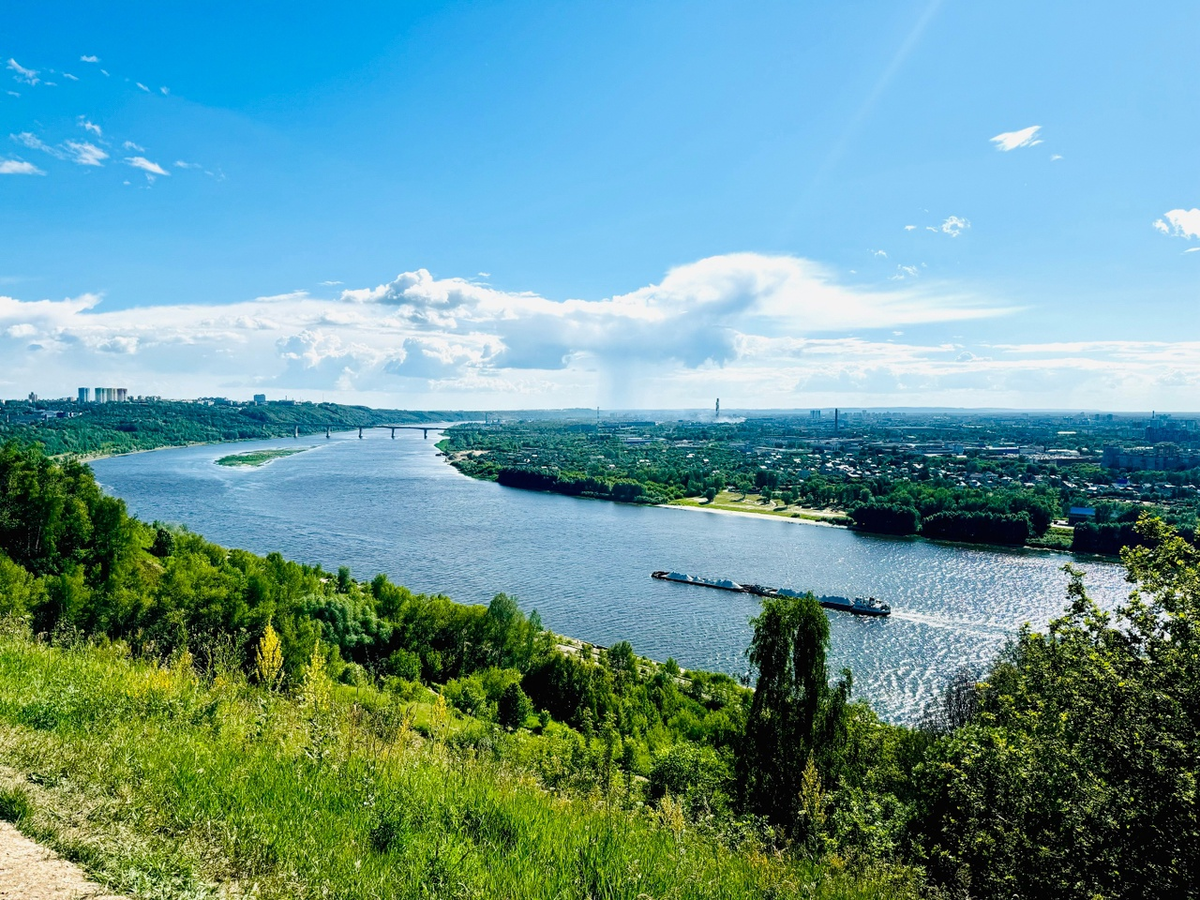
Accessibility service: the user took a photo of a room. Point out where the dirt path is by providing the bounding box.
[0,822,126,899]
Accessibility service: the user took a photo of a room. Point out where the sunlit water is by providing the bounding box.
[90,431,1128,722]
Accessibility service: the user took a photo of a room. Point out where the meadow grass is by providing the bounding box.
[0,633,921,899]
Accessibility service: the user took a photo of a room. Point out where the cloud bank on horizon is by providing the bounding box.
[2,252,1197,410]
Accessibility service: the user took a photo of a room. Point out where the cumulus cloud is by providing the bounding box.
[1,261,1194,409]
[77,117,102,137]
[0,254,1028,406]
[6,59,38,86]
[990,125,1042,151]
[0,159,43,175]
[80,55,99,63]
[124,156,168,176]
[123,140,144,152]
[1153,209,1200,240]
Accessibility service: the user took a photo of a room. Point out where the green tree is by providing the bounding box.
[737,591,851,839]
[497,681,533,730]
[915,516,1200,899]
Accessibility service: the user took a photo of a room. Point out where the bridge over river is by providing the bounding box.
[287,424,440,440]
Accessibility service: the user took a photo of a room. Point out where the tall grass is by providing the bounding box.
[0,633,920,899]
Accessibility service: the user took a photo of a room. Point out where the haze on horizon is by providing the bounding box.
[1,1,1197,411]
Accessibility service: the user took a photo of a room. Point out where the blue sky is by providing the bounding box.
[2,1,1198,409]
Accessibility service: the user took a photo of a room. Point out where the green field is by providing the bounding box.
[216,447,313,467]
[669,491,852,524]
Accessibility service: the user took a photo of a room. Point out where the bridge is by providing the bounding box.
[288,424,441,440]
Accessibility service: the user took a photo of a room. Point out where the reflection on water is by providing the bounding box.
[91,431,1128,723]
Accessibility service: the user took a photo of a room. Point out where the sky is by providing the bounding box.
[1,0,1198,411]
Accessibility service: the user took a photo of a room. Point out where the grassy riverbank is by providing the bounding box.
[0,631,916,900]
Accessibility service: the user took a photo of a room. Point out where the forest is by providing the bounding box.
[0,399,475,458]
[0,439,1198,898]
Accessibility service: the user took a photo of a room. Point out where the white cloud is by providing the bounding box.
[6,59,39,86]
[65,141,107,166]
[898,265,919,278]
[63,73,78,81]
[319,280,343,286]
[100,69,109,77]
[124,156,169,176]
[123,140,145,152]
[0,159,43,175]
[939,216,970,237]
[1153,209,1200,240]
[990,125,1042,151]
[2,263,1193,410]
[0,254,1026,406]
[173,160,201,169]
[872,249,888,258]
[12,132,63,159]
[1184,247,1200,254]
[1050,154,1063,161]
[904,225,915,231]
[80,55,99,63]
[77,117,102,137]
[135,82,150,92]
[160,86,169,95]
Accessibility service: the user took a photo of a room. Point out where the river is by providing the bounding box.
[89,430,1128,722]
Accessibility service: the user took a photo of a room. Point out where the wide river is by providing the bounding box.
[91,431,1128,722]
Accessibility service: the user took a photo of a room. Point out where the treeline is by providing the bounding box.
[848,483,1058,547]
[497,467,652,503]
[3,440,1199,897]
[0,401,473,458]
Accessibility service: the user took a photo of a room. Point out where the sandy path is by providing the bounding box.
[0,822,126,900]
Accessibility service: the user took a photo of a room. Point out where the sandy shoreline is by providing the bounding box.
[657,502,846,528]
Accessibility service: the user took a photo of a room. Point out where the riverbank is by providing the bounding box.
[662,500,848,528]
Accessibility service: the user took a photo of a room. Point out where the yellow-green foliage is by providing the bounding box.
[0,631,921,900]
[254,624,284,689]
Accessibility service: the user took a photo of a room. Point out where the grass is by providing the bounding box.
[670,491,853,525]
[215,447,313,467]
[0,631,921,900]
[1026,525,1076,552]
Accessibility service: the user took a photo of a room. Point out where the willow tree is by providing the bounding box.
[737,591,851,840]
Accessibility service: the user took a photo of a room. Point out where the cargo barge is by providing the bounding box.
[651,571,891,617]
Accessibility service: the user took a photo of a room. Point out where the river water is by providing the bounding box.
[90,431,1128,722]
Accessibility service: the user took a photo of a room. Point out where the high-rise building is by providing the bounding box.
[253,393,267,405]
[116,388,128,402]
[95,387,109,403]
[78,387,91,403]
